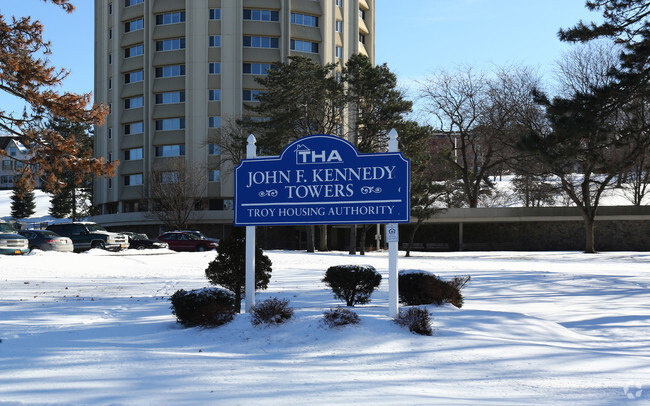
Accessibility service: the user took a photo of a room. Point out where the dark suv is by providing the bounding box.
[46,222,129,252]
[157,231,218,252]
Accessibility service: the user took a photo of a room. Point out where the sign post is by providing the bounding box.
[245,134,257,313]
[235,131,410,316]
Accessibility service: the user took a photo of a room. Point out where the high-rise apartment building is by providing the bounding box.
[93,0,375,230]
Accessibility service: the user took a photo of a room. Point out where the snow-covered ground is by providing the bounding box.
[1,249,649,405]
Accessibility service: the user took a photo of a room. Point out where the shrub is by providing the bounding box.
[394,307,433,336]
[398,270,470,308]
[205,227,272,312]
[322,307,360,328]
[322,265,382,306]
[250,297,294,326]
[170,287,235,328]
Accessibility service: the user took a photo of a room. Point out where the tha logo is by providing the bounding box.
[295,144,343,164]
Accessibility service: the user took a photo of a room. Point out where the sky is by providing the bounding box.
[0,0,602,116]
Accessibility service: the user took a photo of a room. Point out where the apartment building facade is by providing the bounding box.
[93,0,375,229]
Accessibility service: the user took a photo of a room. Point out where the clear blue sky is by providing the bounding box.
[0,0,600,115]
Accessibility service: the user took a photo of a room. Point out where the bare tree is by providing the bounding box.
[144,157,208,230]
[420,66,541,207]
[620,149,650,205]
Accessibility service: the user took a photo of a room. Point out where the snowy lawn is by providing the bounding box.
[1,249,649,405]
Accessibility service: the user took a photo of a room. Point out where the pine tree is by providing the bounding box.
[0,1,115,194]
[49,190,72,218]
[11,186,36,219]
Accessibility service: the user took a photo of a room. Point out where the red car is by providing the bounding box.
[157,231,218,252]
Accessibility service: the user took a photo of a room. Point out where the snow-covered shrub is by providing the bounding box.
[394,307,432,336]
[170,287,235,328]
[322,307,360,328]
[398,270,469,308]
[250,297,294,326]
[322,265,382,307]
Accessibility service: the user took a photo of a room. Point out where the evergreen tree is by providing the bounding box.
[11,185,36,219]
[205,228,272,313]
[343,54,412,254]
[519,1,650,253]
[0,1,115,193]
[49,190,72,218]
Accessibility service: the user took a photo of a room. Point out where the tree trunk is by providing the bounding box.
[584,216,596,253]
[318,225,328,251]
[406,220,423,258]
[71,187,77,221]
[359,226,367,255]
[306,225,315,253]
[234,290,242,313]
[348,224,356,255]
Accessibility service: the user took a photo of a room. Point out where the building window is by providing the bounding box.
[243,90,263,102]
[124,173,143,186]
[108,178,112,189]
[336,46,342,58]
[124,18,144,33]
[156,38,185,52]
[2,160,12,170]
[208,144,221,156]
[243,36,279,49]
[243,63,275,75]
[155,144,185,157]
[209,62,221,74]
[109,29,112,39]
[155,64,185,78]
[209,89,221,101]
[291,39,319,53]
[124,122,143,135]
[359,9,366,20]
[124,70,143,83]
[209,170,221,182]
[155,91,185,104]
[155,11,186,25]
[124,95,143,109]
[108,128,113,139]
[209,8,221,20]
[108,78,112,89]
[9,147,16,156]
[125,0,143,6]
[209,35,221,47]
[291,13,318,27]
[109,3,112,14]
[109,53,112,65]
[161,171,179,184]
[208,116,221,128]
[336,0,343,7]
[337,21,343,33]
[125,44,144,58]
[124,148,143,160]
[243,9,279,22]
[359,33,366,45]
[155,118,185,131]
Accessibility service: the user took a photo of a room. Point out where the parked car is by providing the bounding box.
[120,232,169,250]
[157,231,218,252]
[46,222,129,252]
[0,221,29,255]
[18,229,74,253]
[174,230,220,245]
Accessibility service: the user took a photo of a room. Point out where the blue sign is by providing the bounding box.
[234,134,410,226]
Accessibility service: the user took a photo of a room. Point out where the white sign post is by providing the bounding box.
[245,134,257,313]
[387,129,400,318]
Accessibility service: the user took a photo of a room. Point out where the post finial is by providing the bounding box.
[247,134,257,158]
[388,128,398,152]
